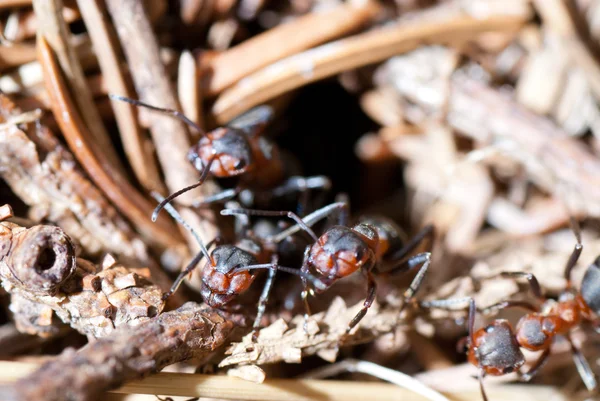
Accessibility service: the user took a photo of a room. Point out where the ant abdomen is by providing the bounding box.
[468,320,525,376]
[580,257,600,315]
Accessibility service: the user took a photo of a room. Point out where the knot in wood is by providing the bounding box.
[6,225,76,293]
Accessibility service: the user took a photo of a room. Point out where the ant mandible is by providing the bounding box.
[109,95,331,220]
[153,193,326,339]
[421,219,599,401]
[221,201,435,334]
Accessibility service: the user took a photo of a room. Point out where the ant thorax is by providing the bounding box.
[357,216,406,259]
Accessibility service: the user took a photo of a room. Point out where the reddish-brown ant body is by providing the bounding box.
[154,194,326,338]
[222,202,434,333]
[422,221,600,400]
[109,95,330,220]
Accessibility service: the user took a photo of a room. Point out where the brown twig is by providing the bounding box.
[32,0,125,173]
[202,0,382,96]
[104,0,203,201]
[37,35,183,250]
[211,9,528,123]
[0,219,165,338]
[0,302,240,401]
[76,0,165,194]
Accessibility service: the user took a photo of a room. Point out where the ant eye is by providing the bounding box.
[234,159,246,170]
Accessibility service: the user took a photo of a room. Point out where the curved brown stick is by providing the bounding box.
[32,0,126,174]
[1,303,239,401]
[212,13,527,124]
[202,0,381,96]
[37,35,183,250]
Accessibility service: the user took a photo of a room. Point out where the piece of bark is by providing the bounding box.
[376,50,600,219]
[1,302,239,401]
[0,220,165,338]
[219,296,406,368]
[0,94,150,259]
[10,294,67,338]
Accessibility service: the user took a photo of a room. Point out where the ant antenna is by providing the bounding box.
[109,94,205,135]
[152,156,216,221]
[235,263,327,291]
[220,208,319,242]
[151,192,214,265]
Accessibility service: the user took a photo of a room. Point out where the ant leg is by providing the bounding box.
[301,247,313,334]
[152,156,217,222]
[567,333,599,393]
[151,191,215,265]
[478,370,489,401]
[486,272,544,301]
[193,187,241,207]
[346,270,377,333]
[519,347,550,382]
[385,225,435,273]
[388,252,431,313]
[109,94,204,134]
[251,255,279,342]
[270,176,332,198]
[419,297,476,336]
[564,217,583,285]
[479,300,539,316]
[221,208,320,242]
[262,202,348,243]
[162,237,219,301]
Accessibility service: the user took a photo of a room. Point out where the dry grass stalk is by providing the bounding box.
[32,0,125,174]
[0,360,570,401]
[76,0,165,194]
[37,36,183,250]
[202,0,382,96]
[211,8,528,123]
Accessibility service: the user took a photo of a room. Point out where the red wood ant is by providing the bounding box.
[221,201,435,334]
[108,95,331,220]
[153,193,326,339]
[421,220,599,400]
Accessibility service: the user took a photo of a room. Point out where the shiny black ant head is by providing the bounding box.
[581,256,600,315]
[469,320,525,376]
[210,245,258,275]
[188,127,254,178]
[357,216,406,258]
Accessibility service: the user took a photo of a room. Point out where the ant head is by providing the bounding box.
[313,226,374,279]
[188,127,254,177]
[201,245,258,306]
[468,320,525,376]
[580,256,600,315]
[210,245,258,275]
